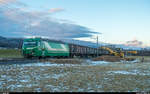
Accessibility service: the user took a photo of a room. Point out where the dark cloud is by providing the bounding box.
[30,20,97,39]
[0,3,99,39]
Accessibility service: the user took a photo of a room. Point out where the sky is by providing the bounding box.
[0,0,150,47]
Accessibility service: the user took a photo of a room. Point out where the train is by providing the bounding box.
[22,38,109,58]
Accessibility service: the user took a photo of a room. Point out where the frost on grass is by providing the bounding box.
[107,70,150,76]
[0,63,71,92]
[1,59,150,92]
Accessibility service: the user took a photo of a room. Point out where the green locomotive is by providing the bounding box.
[22,38,70,58]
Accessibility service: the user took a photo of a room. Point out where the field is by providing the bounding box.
[0,49,23,58]
[0,59,150,92]
[0,49,150,92]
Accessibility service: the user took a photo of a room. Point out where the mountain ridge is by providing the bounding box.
[0,36,148,50]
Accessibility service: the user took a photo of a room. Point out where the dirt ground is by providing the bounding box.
[39,59,84,64]
[126,56,150,62]
[92,55,124,62]
[0,58,150,92]
[92,55,150,62]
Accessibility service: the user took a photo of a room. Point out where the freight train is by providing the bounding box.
[22,38,108,58]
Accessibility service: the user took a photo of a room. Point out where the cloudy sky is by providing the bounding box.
[0,0,150,47]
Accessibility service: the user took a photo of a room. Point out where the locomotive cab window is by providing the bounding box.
[23,42,37,47]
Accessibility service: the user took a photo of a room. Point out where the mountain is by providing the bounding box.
[62,39,145,50]
[0,36,23,48]
[0,36,108,49]
[0,36,148,50]
[114,44,143,50]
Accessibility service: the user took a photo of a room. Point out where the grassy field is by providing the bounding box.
[0,60,150,92]
[0,49,23,58]
[0,48,150,91]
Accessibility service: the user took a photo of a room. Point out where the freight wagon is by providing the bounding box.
[22,38,108,58]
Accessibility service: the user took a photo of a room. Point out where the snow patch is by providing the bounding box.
[7,84,23,90]
[107,70,150,76]
[0,81,4,86]
[91,61,110,65]
[21,62,78,67]
[51,73,68,79]
[20,79,29,83]
[86,60,110,66]
[1,75,7,78]
[34,88,42,92]
[121,59,140,63]
[108,71,135,75]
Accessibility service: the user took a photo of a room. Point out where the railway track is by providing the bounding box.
[0,58,39,64]
[0,57,85,65]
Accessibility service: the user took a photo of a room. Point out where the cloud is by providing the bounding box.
[0,0,27,7]
[124,39,143,47]
[30,20,98,39]
[0,4,98,39]
[0,0,16,4]
[49,8,64,13]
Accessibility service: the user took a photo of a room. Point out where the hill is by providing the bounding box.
[0,36,148,50]
[0,36,23,48]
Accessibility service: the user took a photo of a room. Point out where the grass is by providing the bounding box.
[0,60,150,92]
[0,49,150,92]
[0,49,23,58]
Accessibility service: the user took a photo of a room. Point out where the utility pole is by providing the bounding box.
[91,35,99,57]
[97,35,99,57]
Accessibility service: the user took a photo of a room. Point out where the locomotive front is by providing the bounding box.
[22,38,41,58]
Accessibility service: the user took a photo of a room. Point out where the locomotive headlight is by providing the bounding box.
[38,48,41,50]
